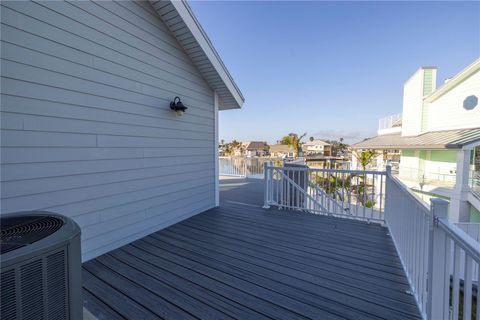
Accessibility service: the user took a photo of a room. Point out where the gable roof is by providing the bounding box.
[352,128,480,150]
[270,144,295,153]
[245,141,268,150]
[303,139,331,146]
[151,0,244,110]
[424,58,480,103]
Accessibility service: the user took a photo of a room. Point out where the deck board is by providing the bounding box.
[83,178,422,319]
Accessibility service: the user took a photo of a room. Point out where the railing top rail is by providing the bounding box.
[266,165,385,175]
[437,218,480,263]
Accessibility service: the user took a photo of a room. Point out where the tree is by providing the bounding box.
[230,140,240,148]
[353,149,378,170]
[309,136,314,142]
[280,133,306,155]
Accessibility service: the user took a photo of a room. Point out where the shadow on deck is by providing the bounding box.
[83,178,421,319]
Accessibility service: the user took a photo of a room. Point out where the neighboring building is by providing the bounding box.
[242,141,269,157]
[233,146,243,156]
[302,140,332,156]
[269,144,296,158]
[0,0,244,261]
[353,59,480,222]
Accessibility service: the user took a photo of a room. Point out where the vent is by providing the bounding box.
[1,269,16,320]
[1,216,63,254]
[46,251,68,319]
[20,259,44,320]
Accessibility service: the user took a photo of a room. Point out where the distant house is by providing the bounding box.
[0,0,244,261]
[353,58,480,222]
[302,140,332,156]
[269,144,296,158]
[243,141,269,157]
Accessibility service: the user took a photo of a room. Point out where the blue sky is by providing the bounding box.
[189,1,480,144]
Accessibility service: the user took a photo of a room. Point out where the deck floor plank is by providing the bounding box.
[83,178,422,319]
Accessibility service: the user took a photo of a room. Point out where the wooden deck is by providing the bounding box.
[83,178,421,319]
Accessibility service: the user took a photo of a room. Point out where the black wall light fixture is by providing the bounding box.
[170,96,187,116]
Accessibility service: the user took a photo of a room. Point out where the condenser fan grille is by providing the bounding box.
[1,216,64,254]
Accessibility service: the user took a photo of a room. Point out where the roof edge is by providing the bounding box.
[424,58,480,103]
[168,0,244,109]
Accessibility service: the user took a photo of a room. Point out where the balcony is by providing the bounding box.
[378,113,402,136]
[397,166,457,188]
[83,166,480,320]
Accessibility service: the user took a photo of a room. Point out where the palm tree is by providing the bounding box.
[353,149,377,170]
[280,133,307,155]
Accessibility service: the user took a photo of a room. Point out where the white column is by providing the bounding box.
[450,148,472,222]
[214,91,219,207]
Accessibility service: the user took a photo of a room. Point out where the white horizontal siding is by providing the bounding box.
[0,0,216,261]
[426,71,480,132]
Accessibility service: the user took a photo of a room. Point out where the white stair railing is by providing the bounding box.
[263,164,386,223]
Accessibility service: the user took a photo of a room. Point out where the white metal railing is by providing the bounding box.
[219,156,247,177]
[451,223,480,284]
[384,171,432,316]
[398,166,456,187]
[385,169,480,319]
[219,157,283,179]
[433,215,480,320]
[263,164,480,319]
[470,170,480,199]
[263,164,386,223]
[378,113,402,130]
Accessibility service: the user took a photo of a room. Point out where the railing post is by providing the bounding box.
[384,165,392,223]
[427,198,450,320]
[243,157,247,178]
[263,162,270,209]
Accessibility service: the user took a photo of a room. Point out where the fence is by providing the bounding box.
[263,164,480,319]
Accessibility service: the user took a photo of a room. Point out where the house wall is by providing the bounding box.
[399,149,457,185]
[423,150,457,183]
[402,68,436,137]
[425,70,480,132]
[0,1,216,261]
[420,69,437,131]
[399,150,420,180]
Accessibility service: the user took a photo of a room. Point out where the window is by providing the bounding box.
[463,95,478,110]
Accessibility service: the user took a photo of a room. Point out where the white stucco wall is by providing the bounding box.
[402,69,426,136]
